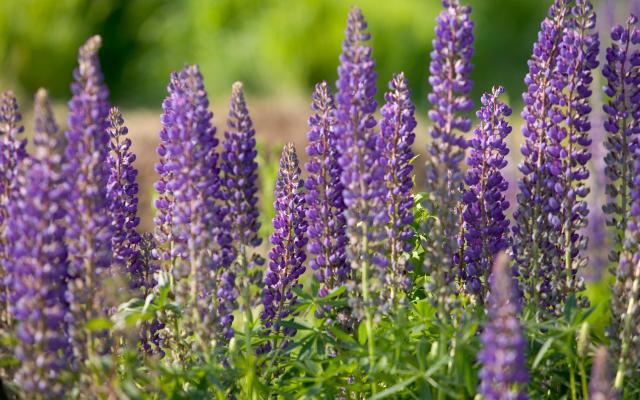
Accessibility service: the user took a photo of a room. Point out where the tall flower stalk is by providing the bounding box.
[304,81,349,319]
[477,253,529,400]
[423,0,474,306]
[63,35,113,363]
[461,86,511,302]
[548,0,599,300]
[106,107,143,289]
[602,16,640,262]
[589,346,618,400]
[334,7,387,380]
[154,64,232,355]
[0,91,26,329]
[260,143,307,353]
[380,73,416,304]
[513,1,570,313]
[6,88,69,396]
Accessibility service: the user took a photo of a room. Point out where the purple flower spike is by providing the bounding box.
[589,347,618,400]
[6,89,69,396]
[304,82,348,305]
[461,86,511,302]
[0,90,27,327]
[62,35,113,361]
[154,64,233,345]
[335,6,389,317]
[513,1,572,313]
[220,82,264,323]
[106,108,144,289]
[478,253,529,400]
[260,143,307,348]
[602,15,640,263]
[380,73,416,301]
[423,0,474,307]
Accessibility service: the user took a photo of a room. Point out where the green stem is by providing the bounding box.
[361,229,376,395]
[569,361,577,400]
[578,357,589,400]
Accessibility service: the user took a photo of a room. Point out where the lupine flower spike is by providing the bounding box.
[423,0,474,310]
[547,0,599,299]
[304,81,349,316]
[461,86,511,302]
[380,72,416,303]
[335,6,389,319]
[63,35,113,362]
[154,64,233,348]
[260,143,307,353]
[477,253,529,400]
[220,82,264,337]
[0,91,26,329]
[513,1,569,314]
[6,89,69,396]
[602,15,640,262]
[589,347,618,400]
[106,108,143,289]
[611,129,640,389]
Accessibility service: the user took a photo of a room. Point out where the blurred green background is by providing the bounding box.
[1,0,554,107]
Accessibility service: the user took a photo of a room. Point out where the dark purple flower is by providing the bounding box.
[602,16,640,262]
[335,6,389,317]
[544,0,599,300]
[380,72,416,301]
[477,253,529,400]
[62,36,113,361]
[6,89,69,396]
[0,90,27,328]
[220,82,264,327]
[513,1,573,313]
[589,346,618,400]
[106,107,144,289]
[260,143,307,346]
[154,64,233,345]
[423,0,474,307]
[137,233,163,356]
[304,81,348,305]
[461,86,511,301]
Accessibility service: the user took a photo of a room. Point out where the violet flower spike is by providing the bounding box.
[512,1,568,313]
[423,0,474,309]
[6,89,69,396]
[335,6,389,319]
[154,64,233,347]
[62,35,113,362]
[304,81,348,306]
[220,82,264,329]
[461,86,511,302]
[260,143,307,353]
[380,72,416,302]
[545,0,599,302]
[106,107,144,290]
[602,16,640,263]
[477,253,529,400]
[0,90,27,329]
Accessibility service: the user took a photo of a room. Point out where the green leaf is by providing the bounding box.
[86,317,113,331]
[358,322,367,345]
[533,338,554,369]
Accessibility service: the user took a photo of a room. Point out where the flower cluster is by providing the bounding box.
[602,15,640,262]
[62,35,113,361]
[260,143,307,350]
[335,6,389,317]
[220,82,263,321]
[6,89,69,396]
[154,64,233,344]
[477,253,529,400]
[380,72,416,300]
[461,86,511,301]
[106,107,143,289]
[423,0,474,309]
[304,81,348,304]
[0,91,27,328]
